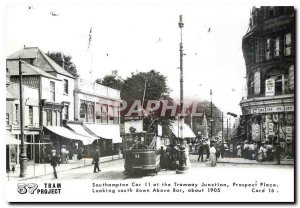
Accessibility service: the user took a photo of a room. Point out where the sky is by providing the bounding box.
[5,2,253,116]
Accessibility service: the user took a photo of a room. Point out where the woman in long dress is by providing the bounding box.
[237,145,242,157]
[210,144,217,167]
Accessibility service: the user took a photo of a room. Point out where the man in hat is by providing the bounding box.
[50,150,60,179]
[93,147,101,173]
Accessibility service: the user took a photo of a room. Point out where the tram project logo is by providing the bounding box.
[17,183,62,195]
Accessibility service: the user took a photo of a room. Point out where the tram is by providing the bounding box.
[123,132,161,175]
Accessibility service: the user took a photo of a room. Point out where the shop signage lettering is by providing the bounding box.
[286,126,293,141]
[254,71,261,95]
[265,78,275,96]
[249,106,294,114]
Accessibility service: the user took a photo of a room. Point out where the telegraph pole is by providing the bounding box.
[221,112,224,144]
[177,14,187,173]
[210,89,213,140]
[19,58,27,177]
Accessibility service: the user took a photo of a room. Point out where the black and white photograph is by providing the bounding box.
[2,0,296,203]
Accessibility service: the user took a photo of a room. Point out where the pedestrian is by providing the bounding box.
[258,143,267,162]
[274,143,282,165]
[50,150,60,179]
[236,144,242,158]
[160,146,167,169]
[197,141,204,162]
[209,144,217,167]
[93,147,101,173]
[220,143,225,158]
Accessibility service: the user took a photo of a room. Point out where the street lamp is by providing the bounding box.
[177,14,187,173]
[19,58,27,177]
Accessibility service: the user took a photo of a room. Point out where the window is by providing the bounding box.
[275,75,283,96]
[96,103,101,124]
[265,38,271,60]
[284,33,291,56]
[114,106,119,124]
[47,111,52,126]
[62,106,69,120]
[87,104,94,123]
[80,102,87,122]
[274,37,280,56]
[63,79,68,94]
[29,106,33,125]
[254,71,261,95]
[108,106,114,124]
[6,113,9,125]
[101,104,108,124]
[50,81,55,102]
[14,104,19,124]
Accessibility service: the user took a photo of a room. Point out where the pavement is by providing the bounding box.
[6,154,123,181]
[6,154,293,181]
[216,157,294,165]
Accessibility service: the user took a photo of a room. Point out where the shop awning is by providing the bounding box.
[44,126,95,145]
[84,124,122,143]
[171,120,196,138]
[6,131,21,145]
[66,123,98,140]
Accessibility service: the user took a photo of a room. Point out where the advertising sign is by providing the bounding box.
[254,71,260,95]
[265,78,275,96]
[251,124,260,141]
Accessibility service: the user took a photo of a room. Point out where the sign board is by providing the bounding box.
[248,105,294,115]
[265,78,275,96]
[254,71,261,95]
[251,124,260,141]
[124,120,143,133]
[286,126,293,141]
[120,124,125,135]
[157,125,162,136]
[268,122,274,136]
[289,65,294,90]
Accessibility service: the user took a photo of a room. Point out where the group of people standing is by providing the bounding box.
[197,139,225,167]
[236,141,282,164]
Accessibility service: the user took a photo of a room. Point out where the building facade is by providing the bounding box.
[240,7,295,158]
[72,78,122,156]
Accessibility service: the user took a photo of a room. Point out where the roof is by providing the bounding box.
[6,47,38,59]
[7,47,75,78]
[39,50,75,78]
[7,60,61,81]
[171,120,196,138]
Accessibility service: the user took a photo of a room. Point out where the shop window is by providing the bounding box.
[62,105,69,120]
[96,103,101,124]
[29,106,33,125]
[47,111,52,126]
[284,33,291,56]
[108,106,114,124]
[87,104,94,123]
[52,111,56,126]
[274,37,280,56]
[79,102,87,121]
[265,38,271,60]
[50,81,55,102]
[114,106,119,124]
[101,104,108,124]
[14,104,19,124]
[63,79,68,94]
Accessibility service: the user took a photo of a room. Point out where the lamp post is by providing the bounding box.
[177,14,187,173]
[19,58,27,177]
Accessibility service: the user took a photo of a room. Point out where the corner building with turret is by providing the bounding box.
[240,6,295,158]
